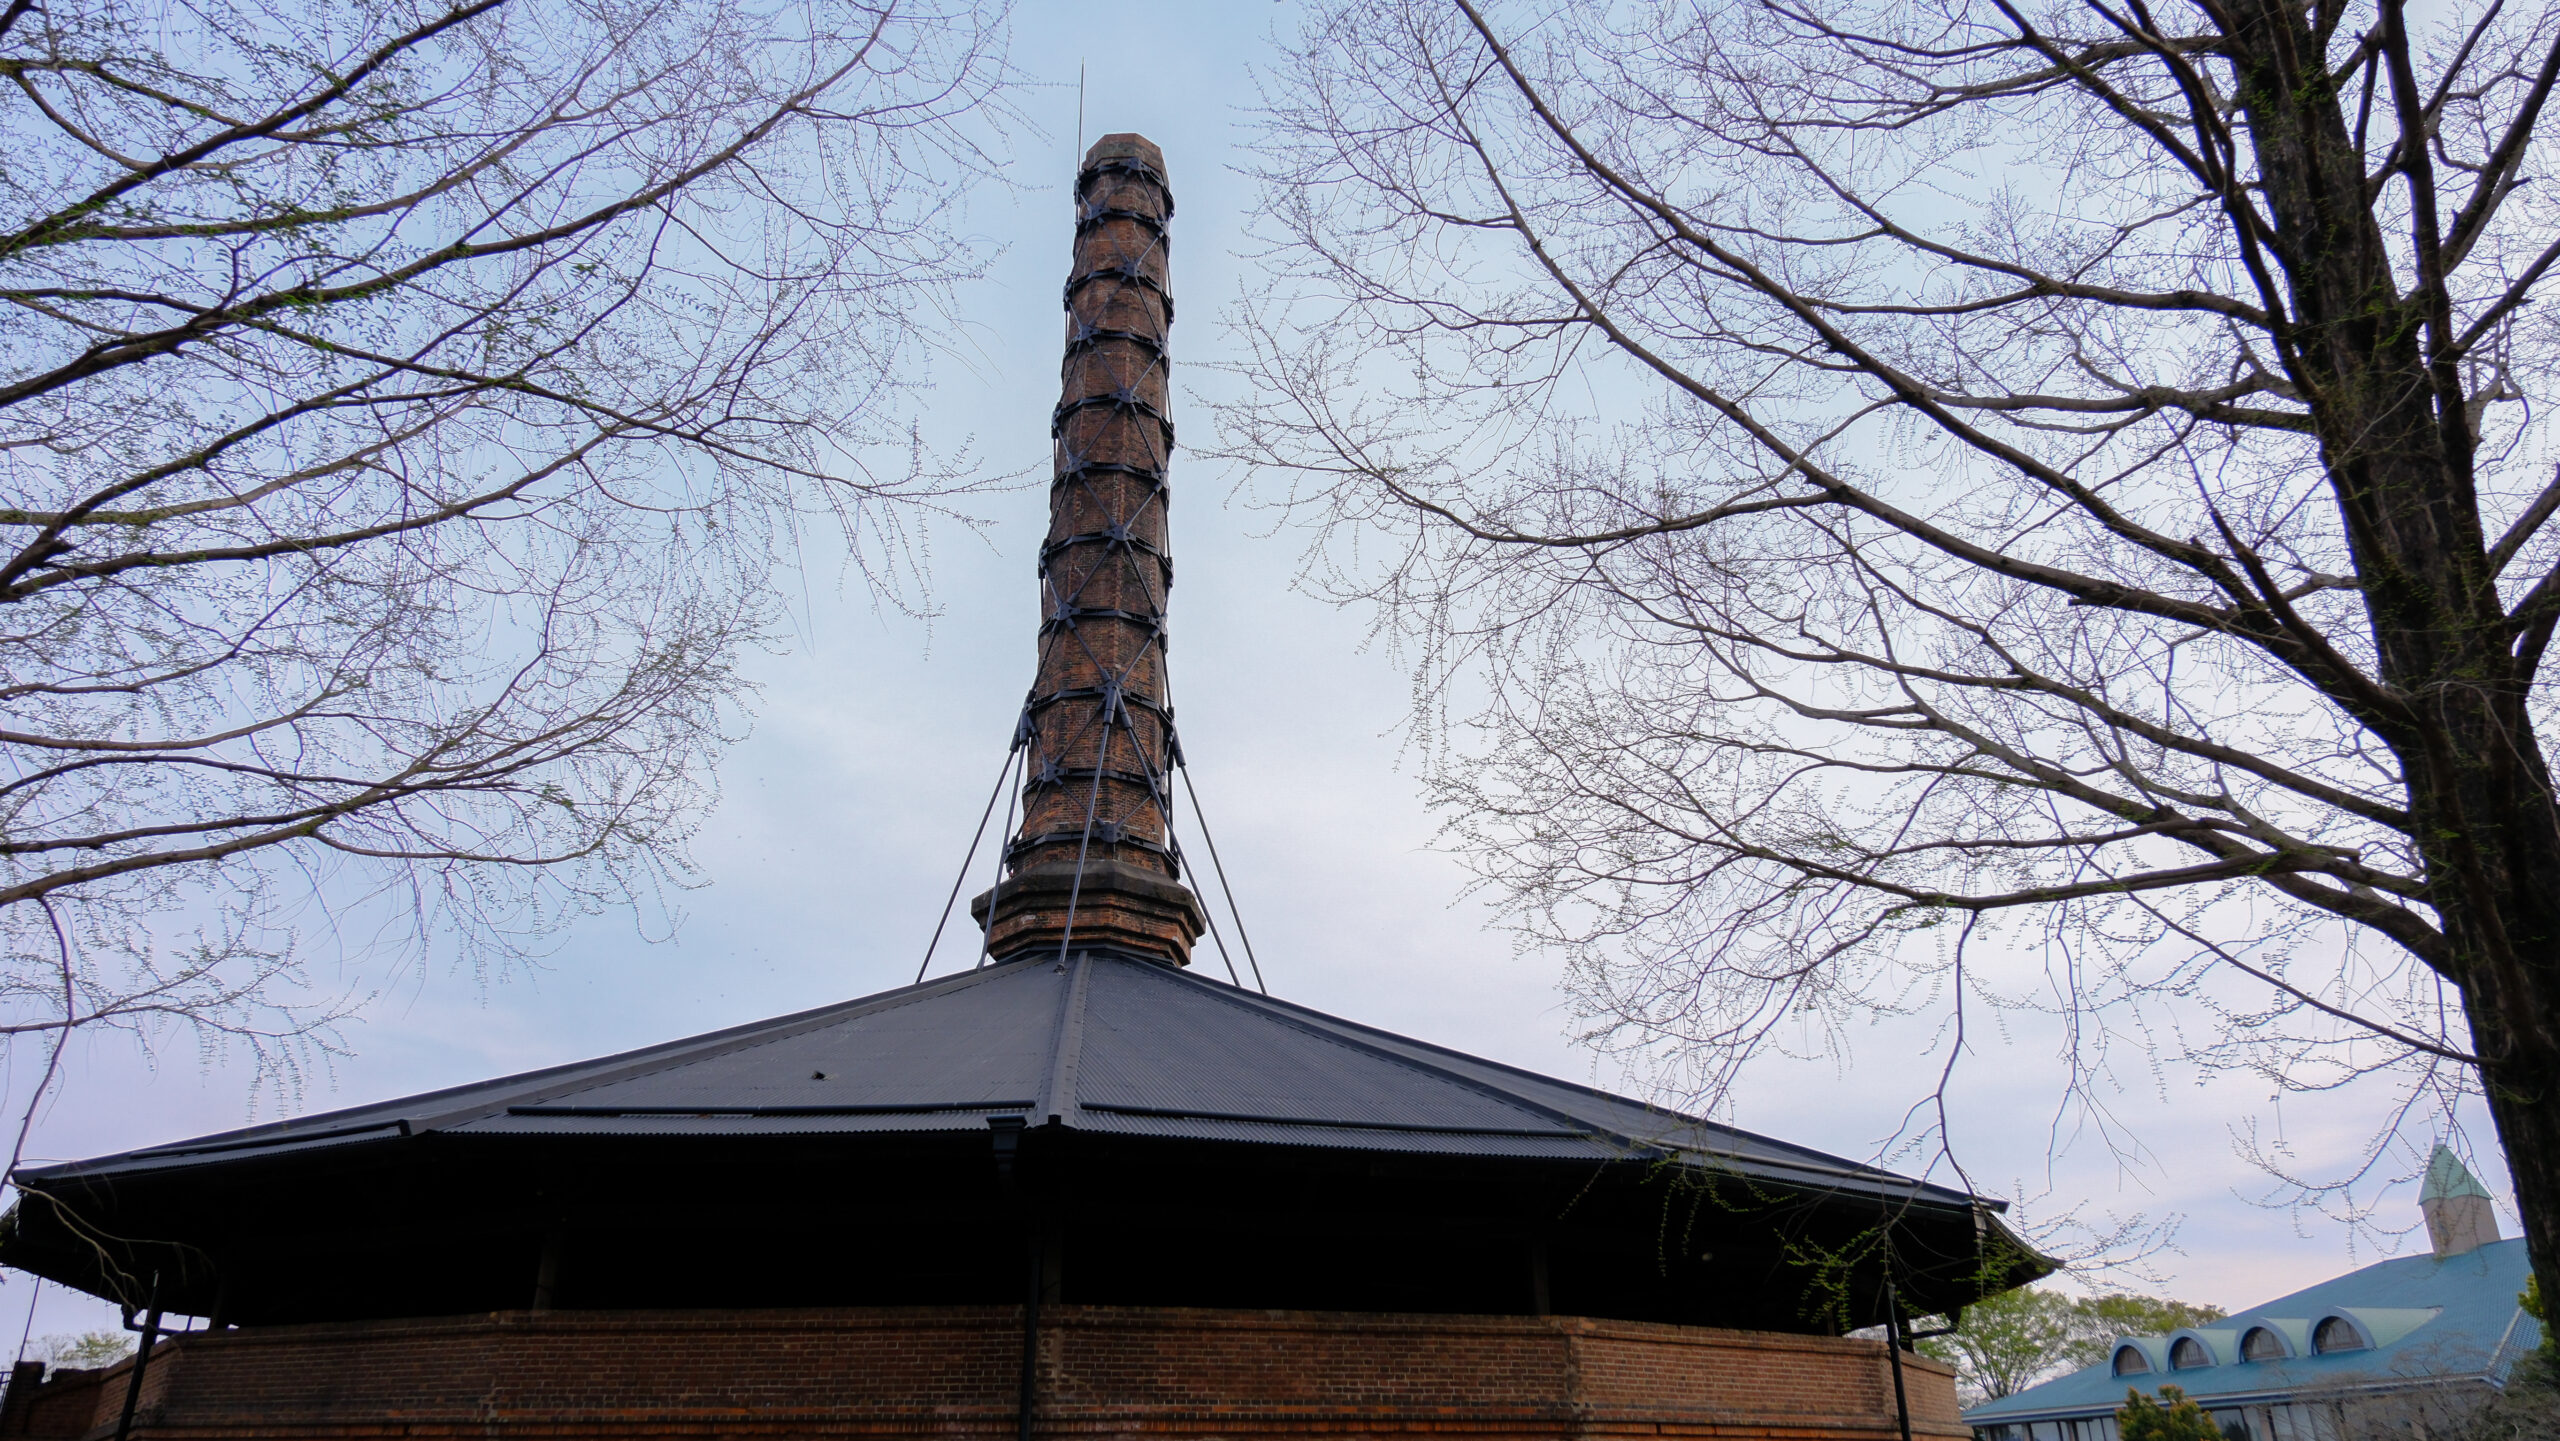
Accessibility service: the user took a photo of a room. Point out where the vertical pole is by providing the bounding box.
[992,1115,1036,1441]
[1039,1218,1064,1306]
[112,1277,160,1441]
[1018,1228,1042,1441]
[532,1229,561,1312]
[1884,1281,1914,1441]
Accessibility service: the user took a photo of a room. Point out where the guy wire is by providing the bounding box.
[918,726,1024,984]
[1177,760,1266,994]
[978,729,1028,969]
[1136,718,1240,988]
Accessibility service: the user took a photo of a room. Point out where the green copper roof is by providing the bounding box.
[2421,1144,2493,1202]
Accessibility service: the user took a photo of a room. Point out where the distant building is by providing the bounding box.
[1963,1147,2544,1441]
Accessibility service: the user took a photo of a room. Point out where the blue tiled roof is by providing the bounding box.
[1964,1238,2541,1424]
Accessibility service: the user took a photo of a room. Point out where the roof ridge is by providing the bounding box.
[1033,953,1093,1126]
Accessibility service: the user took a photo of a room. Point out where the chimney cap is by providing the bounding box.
[1082,132,1166,178]
[2420,1144,2491,1203]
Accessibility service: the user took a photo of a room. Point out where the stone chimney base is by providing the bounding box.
[971,859,1205,965]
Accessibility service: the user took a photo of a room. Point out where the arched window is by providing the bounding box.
[2113,1345,2153,1376]
[2169,1337,2211,1370]
[2241,1327,2286,1362]
[2313,1317,2367,1354]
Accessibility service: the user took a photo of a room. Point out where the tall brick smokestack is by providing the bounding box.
[972,135,1205,965]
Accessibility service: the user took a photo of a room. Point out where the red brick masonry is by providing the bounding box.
[0,1304,1965,1440]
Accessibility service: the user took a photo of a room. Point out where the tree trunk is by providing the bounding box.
[2459,913,2560,1338]
[2416,661,2560,1348]
[2226,0,2560,1321]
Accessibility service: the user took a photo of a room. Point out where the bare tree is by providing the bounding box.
[1219,0,2560,1309]
[0,0,1016,1105]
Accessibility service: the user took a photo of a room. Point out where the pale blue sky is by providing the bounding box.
[1,0,2509,1344]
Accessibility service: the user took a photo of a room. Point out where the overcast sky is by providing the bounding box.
[2,0,2515,1345]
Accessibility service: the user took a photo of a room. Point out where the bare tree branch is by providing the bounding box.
[1223,0,2560,1290]
[0,0,1022,1133]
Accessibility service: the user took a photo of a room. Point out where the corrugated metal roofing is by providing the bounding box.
[1963,1237,2542,1425]
[22,950,1982,1207]
[1068,957,1574,1134]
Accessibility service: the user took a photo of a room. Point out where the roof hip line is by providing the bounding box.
[1036,951,1094,1127]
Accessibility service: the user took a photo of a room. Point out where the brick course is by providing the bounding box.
[0,1304,1963,1440]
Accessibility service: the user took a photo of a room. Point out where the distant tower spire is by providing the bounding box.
[2419,1144,2499,1258]
[972,135,1204,966]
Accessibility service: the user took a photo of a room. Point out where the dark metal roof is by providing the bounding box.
[19,950,1990,1209]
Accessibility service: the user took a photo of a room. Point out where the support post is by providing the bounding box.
[1018,1227,1042,1441]
[991,1115,1037,1441]
[112,1278,161,1441]
[1039,1217,1065,1306]
[532,1229,562,1312]
[1884,1283,1914,1441]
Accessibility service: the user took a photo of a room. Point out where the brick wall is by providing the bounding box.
[0,1304,1964,1440]
[0,1362,117,1439]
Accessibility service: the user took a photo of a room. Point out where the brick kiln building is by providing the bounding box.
[0,135,2039,1441]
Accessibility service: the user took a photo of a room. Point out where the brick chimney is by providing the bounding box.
[972,135,1205,966]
